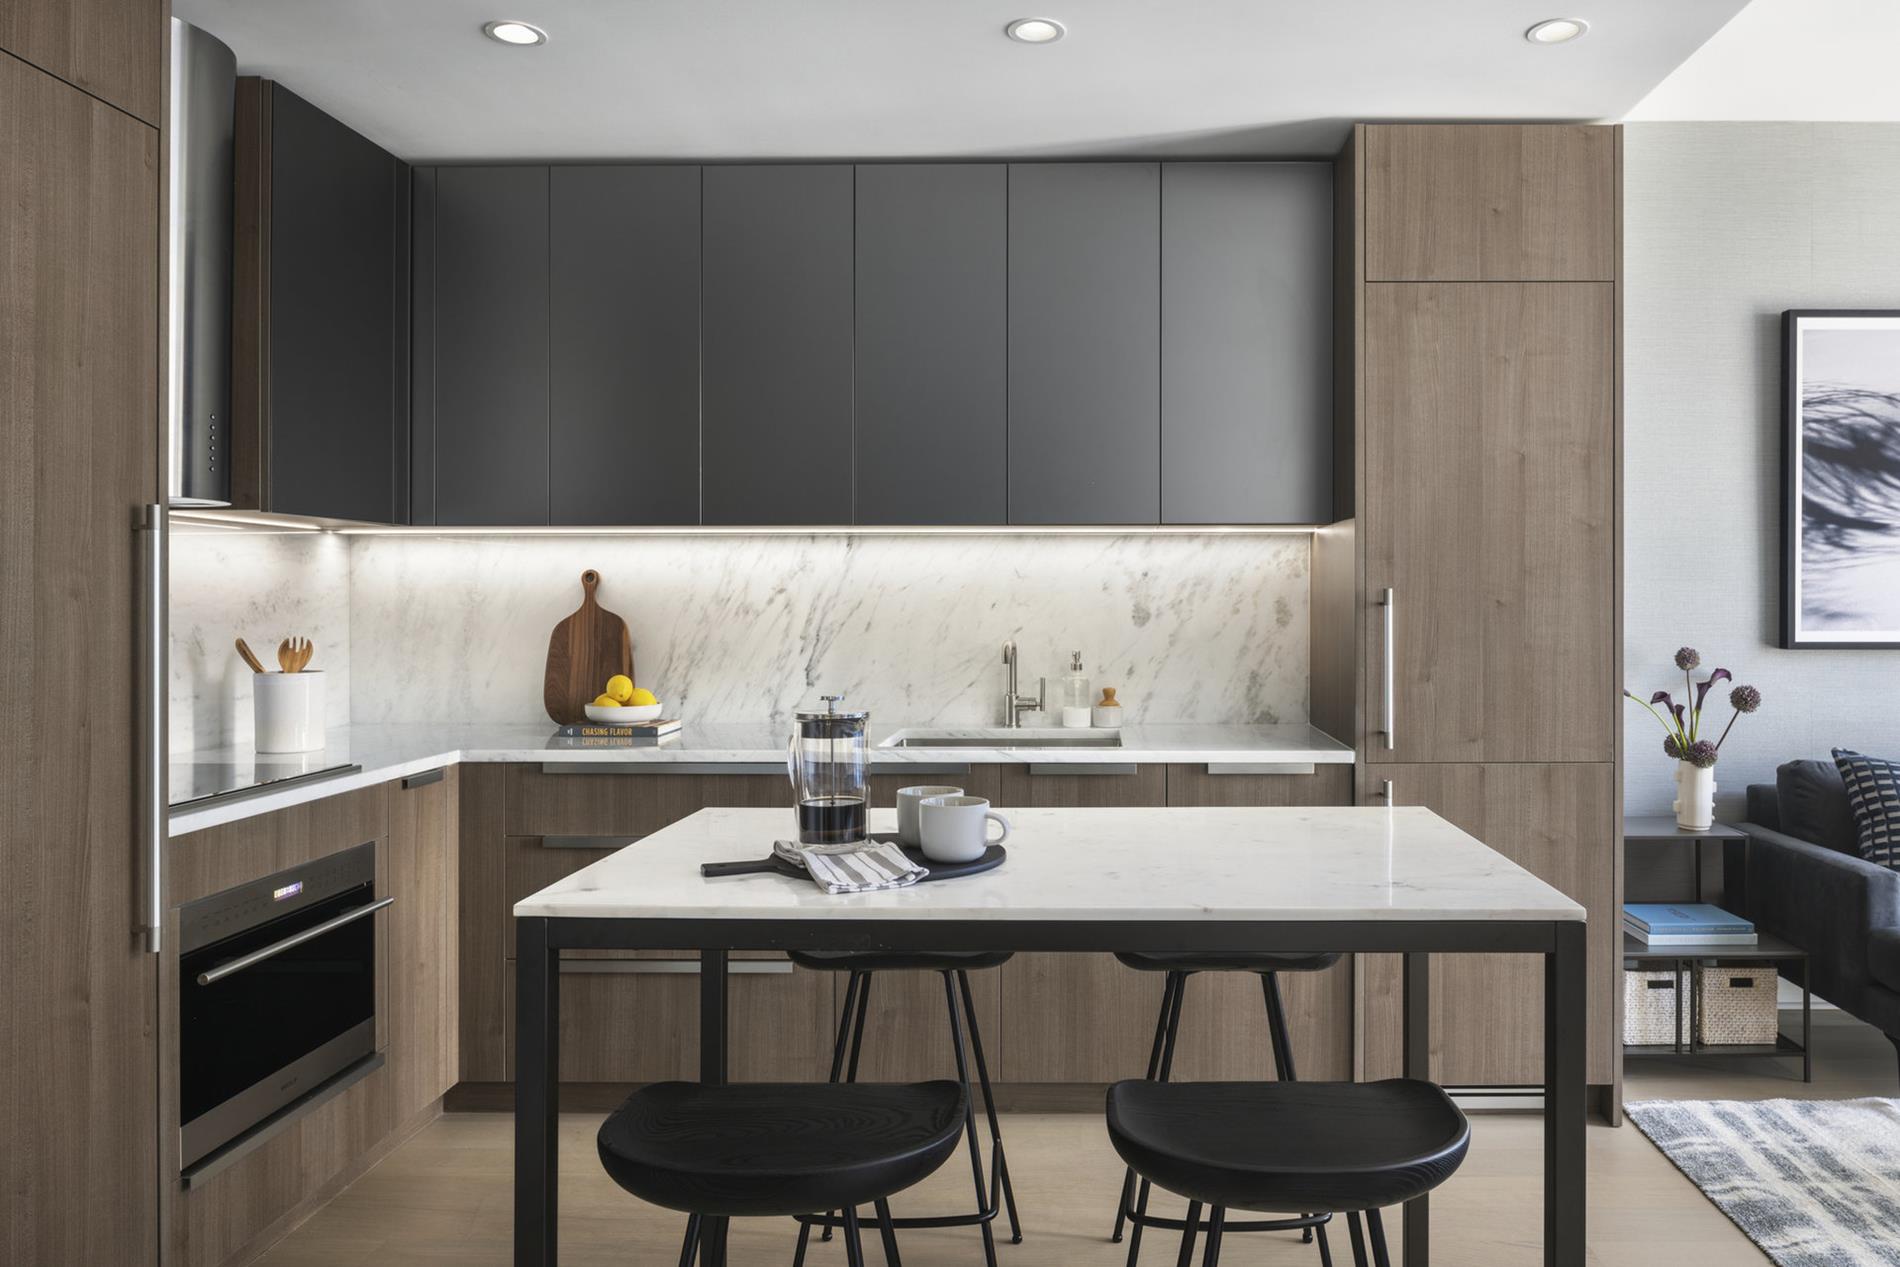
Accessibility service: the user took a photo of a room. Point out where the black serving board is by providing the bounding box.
[701,832,1005,883]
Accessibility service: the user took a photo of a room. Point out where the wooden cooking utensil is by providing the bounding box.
[277,637,313,672]
[234,638,266,674]
[543,570,634,725]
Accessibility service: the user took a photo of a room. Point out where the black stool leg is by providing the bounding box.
[957,969,1022,1244]
[1201,1207,1226,1267]
[1364,1210,1390,1267]
[943,971,1000,1267]
[1173,1200,1202,1267]
[1125,972,1189,1267]
[1113,971,1181,1242]
[704,1216,730,1267]
[800,971,873,1263]
[1262,971,1329,1255]
[1345,1213,1369,1267]
[873,1197,902,1267]
[678,1215,703,1267]
[842,1206,868,1267]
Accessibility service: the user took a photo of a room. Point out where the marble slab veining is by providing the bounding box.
[514,806,1587,923]
[345,533,1311,729]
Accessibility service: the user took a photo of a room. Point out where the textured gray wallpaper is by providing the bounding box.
[1624,123,1900,817]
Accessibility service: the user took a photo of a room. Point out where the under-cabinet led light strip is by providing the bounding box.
[170,511,1321,538]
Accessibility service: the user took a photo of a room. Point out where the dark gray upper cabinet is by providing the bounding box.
[854,165,1007,525]
[239,82,409,523]
[1008,163,1161,525]
[1162,163,1332,524]
[549,166,702,525]
[701,165,854,525]
[432,165,550,525]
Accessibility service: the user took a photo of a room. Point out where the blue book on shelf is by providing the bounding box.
[1622,903,1753,935]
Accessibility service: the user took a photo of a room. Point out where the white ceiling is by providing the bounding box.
[1628,0,1900,120]
[177,0,1750,162]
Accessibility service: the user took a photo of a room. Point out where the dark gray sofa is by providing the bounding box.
[1744,759,1900,1068]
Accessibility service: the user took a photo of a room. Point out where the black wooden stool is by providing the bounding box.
[597,1080,967,1267]
[787,950,1021,1267]
[1105,1078,1470,1267]
[1109,951,1343,1265]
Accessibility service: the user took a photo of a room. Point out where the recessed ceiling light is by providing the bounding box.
[1524,18,1589,44]
[1005,17,1066,44]
[483,19,548,46]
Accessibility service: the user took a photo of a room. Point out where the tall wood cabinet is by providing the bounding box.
[1327,123,1622,1101]
[1,40,161,1263]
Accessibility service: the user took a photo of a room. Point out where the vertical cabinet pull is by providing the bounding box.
[1379,587,1396,751]
[139,503,168,954]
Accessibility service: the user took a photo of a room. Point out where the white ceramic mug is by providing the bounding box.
[895,784,963,846]
[253,671,325,753]
[918,794,1010,864]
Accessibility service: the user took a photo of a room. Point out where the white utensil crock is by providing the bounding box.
[254,671,325,753]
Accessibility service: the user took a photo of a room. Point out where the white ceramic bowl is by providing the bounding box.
[584,702,663,724]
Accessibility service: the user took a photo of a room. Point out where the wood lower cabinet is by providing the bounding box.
[1359,763,1616,1086]
[3,50,160,1265]
[387,769,459,1121]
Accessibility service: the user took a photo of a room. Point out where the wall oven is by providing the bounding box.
[178,842,387,1172]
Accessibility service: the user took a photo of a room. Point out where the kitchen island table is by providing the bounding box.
[513,805,1587,1267]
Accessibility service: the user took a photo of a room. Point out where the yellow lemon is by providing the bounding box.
[591,693,623,708]
[627,687,658,706]
[605,674,634,703]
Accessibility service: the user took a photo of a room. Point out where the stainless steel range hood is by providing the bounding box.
[167,18,236,507]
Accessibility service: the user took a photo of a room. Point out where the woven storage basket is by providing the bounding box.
[1623,968,1682,1044]
[1696,964,1779,1045]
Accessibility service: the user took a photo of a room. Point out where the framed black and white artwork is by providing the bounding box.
[1783,310,1900,648]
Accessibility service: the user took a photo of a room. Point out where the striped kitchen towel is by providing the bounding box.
[773,839,930,893]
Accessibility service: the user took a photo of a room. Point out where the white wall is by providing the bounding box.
[1623,122,1900,817]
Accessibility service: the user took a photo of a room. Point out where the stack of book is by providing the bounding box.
[551,718,684,747]
[1622,902,1757,947]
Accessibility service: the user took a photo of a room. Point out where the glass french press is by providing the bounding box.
[787,694,869,846]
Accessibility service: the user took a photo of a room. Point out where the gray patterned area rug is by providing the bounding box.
[1627,1098,1900,1266]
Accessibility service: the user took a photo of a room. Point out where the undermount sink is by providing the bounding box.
[881,728,1123,750]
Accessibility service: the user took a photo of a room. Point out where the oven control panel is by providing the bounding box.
[179,841,377,956]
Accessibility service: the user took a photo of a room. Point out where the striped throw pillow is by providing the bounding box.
[1833,749,1900,869]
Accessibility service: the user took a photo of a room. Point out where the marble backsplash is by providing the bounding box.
[169,530,1312,750]
[347,534,1312,729]
[169,528,351,751]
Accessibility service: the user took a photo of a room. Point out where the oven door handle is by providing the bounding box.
[195,896,395,986]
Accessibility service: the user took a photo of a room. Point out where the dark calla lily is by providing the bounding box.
[1694,668,1733,714]
[1651,690,1676,710]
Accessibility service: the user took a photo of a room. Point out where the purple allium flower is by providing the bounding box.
[1663,735,1682,760]
[1730,685,1762,713]
[1685,740,1718,768]
[1675,647,1701,671]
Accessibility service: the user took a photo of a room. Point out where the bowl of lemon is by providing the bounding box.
[585,675,663,723]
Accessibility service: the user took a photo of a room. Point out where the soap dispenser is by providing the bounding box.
[1060,652,1092,728]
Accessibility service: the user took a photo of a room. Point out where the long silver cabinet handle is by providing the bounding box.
[1379,587,1396,752]
[559,959,793,976]
[196,896,395,985]
[139,504,168,954]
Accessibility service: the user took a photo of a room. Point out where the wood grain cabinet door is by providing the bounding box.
[388,770,459,1121]
[1,55,159,1266]
[1364,282,1615,765]
[1360,763,1615,1086]
[1364,124,1616,282]
[0,0,161,125]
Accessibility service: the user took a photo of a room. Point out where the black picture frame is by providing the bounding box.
[1781,309,1900,649]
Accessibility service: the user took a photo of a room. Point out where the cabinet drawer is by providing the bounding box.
[504,961,836,1083]
[995,763,1164,808]
[1164,763,1353,807]
[504,765,786,836]
[504,834,780,961]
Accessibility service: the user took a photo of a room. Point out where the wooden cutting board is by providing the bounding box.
[543,570,634,725]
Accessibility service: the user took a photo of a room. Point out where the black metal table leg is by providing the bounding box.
[515,917,559,1267]
[1401,951,1429,1267]
[1546,921,1586,1267]
[701,949,729,1267]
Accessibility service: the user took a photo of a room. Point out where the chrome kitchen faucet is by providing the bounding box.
[1001,641,1045,728]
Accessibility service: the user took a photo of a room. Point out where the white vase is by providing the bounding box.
[1673,760,1716,831]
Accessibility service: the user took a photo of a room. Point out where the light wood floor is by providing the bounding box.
[257,1013,1895,1266]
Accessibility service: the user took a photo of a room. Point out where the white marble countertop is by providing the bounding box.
[513,805,1586,923]
[168,721,1353,836]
